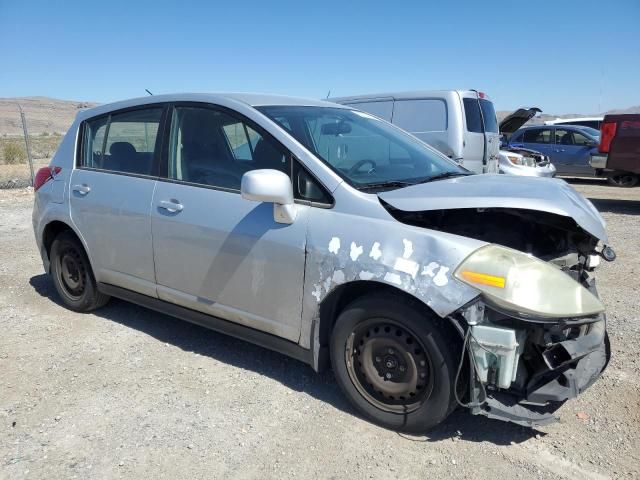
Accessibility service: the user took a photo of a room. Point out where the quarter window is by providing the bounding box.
[82,108,163,175]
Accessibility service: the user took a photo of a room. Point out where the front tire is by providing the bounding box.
[330,295,458,432]
[50,231,110,312]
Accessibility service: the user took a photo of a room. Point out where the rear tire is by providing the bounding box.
[50,231,110,312]
[607,173,639,188]
[330,295,458,432]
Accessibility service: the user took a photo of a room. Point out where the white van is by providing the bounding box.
[330,90,500,174]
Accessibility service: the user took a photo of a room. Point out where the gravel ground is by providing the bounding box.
[1,180,639,479]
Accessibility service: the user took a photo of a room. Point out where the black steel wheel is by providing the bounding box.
[50,230,110,312]
[346,318,434,413]
[331,294,458,432]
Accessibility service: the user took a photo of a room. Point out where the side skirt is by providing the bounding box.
[98,283,314,367]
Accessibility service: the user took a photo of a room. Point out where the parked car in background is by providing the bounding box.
[329,90,500,174]
[499,107,556,177]
[33,93,612,431]
[545,117,604,130]
[508,124,600,177]
[590,114,640,187]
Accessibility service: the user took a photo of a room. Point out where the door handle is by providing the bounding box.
[555,149,565,152]
[158,199,184,213]
[72,184,91,195]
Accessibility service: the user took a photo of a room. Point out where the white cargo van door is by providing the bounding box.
[461,96,500,174]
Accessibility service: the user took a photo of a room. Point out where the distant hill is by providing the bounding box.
[497,106,640,126]
[0,97,98,136]
[1,96,639,137]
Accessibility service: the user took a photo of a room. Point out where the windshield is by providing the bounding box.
[257,106,468,189]
[575,126,601,138]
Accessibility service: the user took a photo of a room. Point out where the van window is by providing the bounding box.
[392,99,447,132]
[82,108,162,175]
[463,98,483,133]
[523,129,552,144]
[347,101,393,121]
[479,99,499,133]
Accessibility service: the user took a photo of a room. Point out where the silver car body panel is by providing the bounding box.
[498,150,557,178]
[378,174,608,242]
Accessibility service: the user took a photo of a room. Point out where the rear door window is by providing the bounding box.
[479,99,499,133]
[523,129,552,144]
[392,99,447,132]
[463,98,483,133]
[82,108,163,175]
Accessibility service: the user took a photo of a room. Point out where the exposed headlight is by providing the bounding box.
[454,245,604,319]
[506,155,522,165]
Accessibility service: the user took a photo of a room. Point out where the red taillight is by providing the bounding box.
[599,121,617,153]
[33,166,61,191]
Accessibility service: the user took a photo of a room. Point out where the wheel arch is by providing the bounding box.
[315,280,462,371]
[41,220,94,273]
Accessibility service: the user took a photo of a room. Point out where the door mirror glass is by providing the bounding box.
[241,169,296,224]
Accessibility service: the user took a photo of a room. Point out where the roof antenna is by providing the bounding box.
[145,89,153,96]
[325,90,331,99]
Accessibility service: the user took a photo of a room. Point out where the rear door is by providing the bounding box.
[461,95,500,173]
[69,106,166,297]
[150,103,309,342]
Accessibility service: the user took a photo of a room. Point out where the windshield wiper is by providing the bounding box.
[356,180,417,192]
[419,171,472,183]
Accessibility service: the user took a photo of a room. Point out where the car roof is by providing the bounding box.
[77,92,347,121]
[330,89,487,103]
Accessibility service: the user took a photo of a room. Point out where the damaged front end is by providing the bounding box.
[379,177,613,427]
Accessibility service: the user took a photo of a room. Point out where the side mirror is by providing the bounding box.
[586,139,598,148]
[241,169,297,224]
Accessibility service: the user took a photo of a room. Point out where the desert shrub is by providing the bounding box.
[2,142,26,164]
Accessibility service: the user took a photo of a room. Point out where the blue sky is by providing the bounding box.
[1,0,639,114]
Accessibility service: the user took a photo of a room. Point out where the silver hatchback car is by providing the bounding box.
[33,93,612,432]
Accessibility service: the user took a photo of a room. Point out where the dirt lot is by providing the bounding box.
[1,179,639,479]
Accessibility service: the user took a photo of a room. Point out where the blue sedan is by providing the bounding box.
[508,125,600,176]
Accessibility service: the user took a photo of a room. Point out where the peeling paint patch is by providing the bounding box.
[359,270,375,280]
[328,237,341,254]
[422,261,439,277]
[350,242,364,261]
[384,272,402,286]
[369,242,382,260]
[311,284,322,302]
[402,239,414,259]
[393,257,420,278]
[434,267,450,286]
[332,270,345,284]
[323,276,332,293]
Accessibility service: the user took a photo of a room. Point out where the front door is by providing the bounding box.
[69,106,165,297]
[551,128,596,176]
[151,104,308,342]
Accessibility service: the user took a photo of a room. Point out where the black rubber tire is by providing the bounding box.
[50,230,110,312]
[330,295,458,432]
[607,173,639,188]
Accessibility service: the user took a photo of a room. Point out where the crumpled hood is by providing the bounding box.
[378,175,607,242]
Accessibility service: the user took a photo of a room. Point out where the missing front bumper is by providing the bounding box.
[460,307,610,428]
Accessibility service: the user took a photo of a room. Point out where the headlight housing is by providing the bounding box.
[454,245,604,319]
[506,155,522,165]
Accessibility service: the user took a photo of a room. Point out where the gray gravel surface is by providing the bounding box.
[1,179,639,479]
